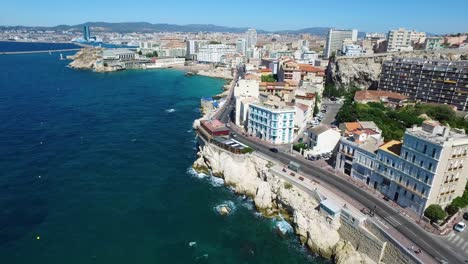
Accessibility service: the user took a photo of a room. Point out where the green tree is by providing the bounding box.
[209,41,221,45]
[137,50,142,55]
[424,204,447,223]
[146,51,159,58]
[261,74,276,82]
[445,204,459,215]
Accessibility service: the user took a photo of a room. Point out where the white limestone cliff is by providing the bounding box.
[194,143,376,263]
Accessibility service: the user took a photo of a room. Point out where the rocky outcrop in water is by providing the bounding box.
[193,143,375,263]
[68,48,116,72]
[327,49,468,90]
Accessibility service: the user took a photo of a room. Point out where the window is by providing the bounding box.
[428,163,432,171]
[419,160,424,167]
[404,151,408,159]
[423,144,427,154]
[413,183,417,190]
[425,175,429,184]
[412,155,416,163]
[411,194,415,201]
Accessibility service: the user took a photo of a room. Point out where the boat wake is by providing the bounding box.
[165,108,176,113]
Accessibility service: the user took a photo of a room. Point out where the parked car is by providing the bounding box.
[270,148,278,153]
[454,222,466,232]
[464,212,468,221]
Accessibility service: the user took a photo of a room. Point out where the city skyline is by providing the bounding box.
[1,0,467,34]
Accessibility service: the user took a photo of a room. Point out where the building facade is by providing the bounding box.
[323,29,358,59]
[378,58,468,111]
[196,44,236,63]
[370,121,468,215]
[247,104,296,144]
[386,28,425,52]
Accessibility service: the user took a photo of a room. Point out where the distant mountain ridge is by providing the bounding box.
[0,22,351,37]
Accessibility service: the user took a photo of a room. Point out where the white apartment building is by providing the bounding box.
[234,79,260,98]
[186,39,209,60]
[196,44,236,63]
[236,38,247,56]
[247,103,296,144]
[386,28,425,52]
[246,28,258,48]
[323,29,358,58]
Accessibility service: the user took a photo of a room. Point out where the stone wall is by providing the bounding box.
[365,221,421,264]
[337,221,386,263]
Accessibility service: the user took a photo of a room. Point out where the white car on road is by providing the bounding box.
[454,222,466,232]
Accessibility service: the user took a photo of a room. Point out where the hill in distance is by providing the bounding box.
[0,22,364,37]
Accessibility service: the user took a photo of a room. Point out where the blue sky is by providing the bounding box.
[1,0,467,34]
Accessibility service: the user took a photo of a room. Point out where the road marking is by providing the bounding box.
[452,236,460,244]
[455,238,464,247]
[446,232,455,241]
[461,242,468,250]
[385,216,402,227]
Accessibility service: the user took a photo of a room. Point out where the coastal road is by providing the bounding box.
[228,129,465,264]
[215,68,462,263]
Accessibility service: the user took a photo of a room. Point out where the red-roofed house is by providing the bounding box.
[200,119,230,140]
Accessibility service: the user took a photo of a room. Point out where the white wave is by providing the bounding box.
[187,168,208,179]
[214,200,236,215]
[208,176,224,187]
[165,108,176,113]
[274,215,294,235]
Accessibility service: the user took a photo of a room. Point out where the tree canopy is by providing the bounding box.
[424,204,447,223]
[261,74,276,82]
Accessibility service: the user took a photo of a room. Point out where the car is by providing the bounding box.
[269,148,278,153]
[454,222,466,232]
[464,212,468,221]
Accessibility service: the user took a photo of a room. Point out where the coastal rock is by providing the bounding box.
[306,215,341,259]
[334,240,376,264]
[327,49,468,90]
[254,181,273,210]
[195,143,366,261]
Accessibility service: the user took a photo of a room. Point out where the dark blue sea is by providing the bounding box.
[0,51,325,263]
[0,41,81,52]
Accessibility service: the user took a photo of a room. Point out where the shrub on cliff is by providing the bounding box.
[241,147,254,154]
[424,204,447,223]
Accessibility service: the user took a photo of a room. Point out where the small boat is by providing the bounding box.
[185,71,195,77]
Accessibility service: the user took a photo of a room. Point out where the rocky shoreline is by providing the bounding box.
[193,143,376,263]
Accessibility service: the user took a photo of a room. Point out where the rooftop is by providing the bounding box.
[354,90,408,102]
[406,121,468,145]
[201,119,228,133]
[380,140,403,156]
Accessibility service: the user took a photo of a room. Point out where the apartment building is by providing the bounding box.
[196,44,236,63]
[386,28,425,52]
[247,103,296,144]
[336,121,384,180]
[323,29,358,59]
[371,121,468,215]
[378,58,468,111]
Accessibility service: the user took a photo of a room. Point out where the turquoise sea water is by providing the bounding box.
[0,52,326,263]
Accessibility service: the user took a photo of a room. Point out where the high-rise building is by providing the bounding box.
[386,28,425,52]
[323,29,358,59]
[83,26,91,41]
[379,58,468,111]
[246,29,258,48]
[236,38,247,55]
[186,39,208,60]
